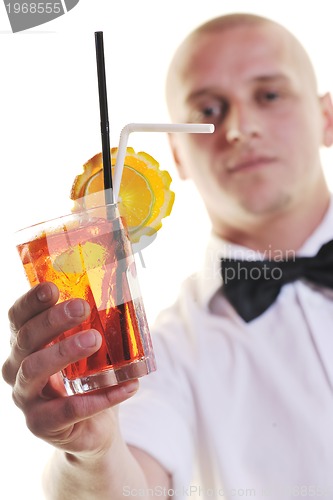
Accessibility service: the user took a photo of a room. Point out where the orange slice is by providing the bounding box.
[70,147,175,243]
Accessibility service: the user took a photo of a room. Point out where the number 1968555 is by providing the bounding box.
[5,3,62,14]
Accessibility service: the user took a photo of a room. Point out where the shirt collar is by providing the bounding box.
[196,196,333,309]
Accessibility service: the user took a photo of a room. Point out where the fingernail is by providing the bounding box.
[77,331,99,348]
[65,300,86,318]
[36,283,52,302]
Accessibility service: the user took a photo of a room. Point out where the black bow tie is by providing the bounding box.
[220,239,333,322]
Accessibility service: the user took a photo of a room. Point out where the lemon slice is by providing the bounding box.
[53,242,106,274]
[70,147,175,243]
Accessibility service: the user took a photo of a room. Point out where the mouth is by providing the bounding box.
[227,156,277,173]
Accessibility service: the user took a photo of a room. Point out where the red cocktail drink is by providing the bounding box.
[16,204,156,394]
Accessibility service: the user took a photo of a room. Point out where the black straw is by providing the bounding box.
[95,31,113,205]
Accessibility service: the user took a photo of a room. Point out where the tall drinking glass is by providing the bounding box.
[15,203,156,395]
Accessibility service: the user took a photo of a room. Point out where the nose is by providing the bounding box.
[225,105,261,144]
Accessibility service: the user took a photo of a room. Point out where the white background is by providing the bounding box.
[1,1,333,498]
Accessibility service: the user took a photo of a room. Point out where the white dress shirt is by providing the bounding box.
[120,200,333,499]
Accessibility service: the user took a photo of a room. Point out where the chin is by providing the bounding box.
[239,192,291,217]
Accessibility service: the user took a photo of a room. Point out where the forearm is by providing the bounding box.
[43,431,148,500]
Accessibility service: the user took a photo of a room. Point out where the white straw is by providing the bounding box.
[113,122,215,202]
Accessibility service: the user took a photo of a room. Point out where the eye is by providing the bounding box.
[257,90,280,103]
[265,91,279,101]
[189,100,228,125]
[202,105,220,118]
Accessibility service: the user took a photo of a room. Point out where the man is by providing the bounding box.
[3,13,333,500]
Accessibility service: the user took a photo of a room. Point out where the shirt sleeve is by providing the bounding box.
[119,303,197,496]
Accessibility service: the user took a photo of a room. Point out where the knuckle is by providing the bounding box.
[8,289,34,331]
[41,307,59,331]
[19,356,35,384]
[1,358,13,385]
[57,337,72,360]
[42,302,79,336]
[16,323,35,352]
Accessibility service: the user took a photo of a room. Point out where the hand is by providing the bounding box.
[2,282,139,458]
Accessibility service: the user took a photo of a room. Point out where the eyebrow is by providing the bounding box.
[253,74,291,84]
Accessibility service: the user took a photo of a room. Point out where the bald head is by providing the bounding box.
[166,13,318,120]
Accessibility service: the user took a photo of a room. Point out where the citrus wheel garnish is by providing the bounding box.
[70,147,175,243]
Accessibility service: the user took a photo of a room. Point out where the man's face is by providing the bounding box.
[168,24,332,234]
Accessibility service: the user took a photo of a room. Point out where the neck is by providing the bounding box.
[214,192,331,255]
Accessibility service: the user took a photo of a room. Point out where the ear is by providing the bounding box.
[168,133,189,180]
[320,92,333,147]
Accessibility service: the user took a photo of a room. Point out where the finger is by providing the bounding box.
[13,330,103,405]
[2,298,91,386]
[16,298,91,353]
[8,282,59,333]
[24,379,139,446]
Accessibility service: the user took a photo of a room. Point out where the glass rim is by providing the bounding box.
[14,201,120,236]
